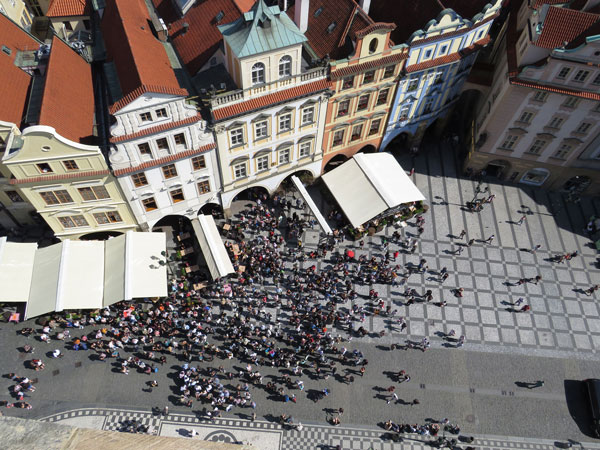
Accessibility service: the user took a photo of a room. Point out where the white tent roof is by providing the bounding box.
[291,176,332,235]
[322,153,426,227]
[124,231,167,300]
[26,243,63,319]
[192,215,234,280]
[0,237,36,303]
[103,234,127,307]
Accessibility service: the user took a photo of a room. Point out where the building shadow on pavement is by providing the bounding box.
[564,379,596,438]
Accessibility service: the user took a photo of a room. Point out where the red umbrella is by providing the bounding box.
[346,250,355,258]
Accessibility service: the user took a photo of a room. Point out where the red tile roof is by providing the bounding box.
[38,37,96,143]
[113,143,215,176]
[535,7,600,49]
[10,169,110,185]
[531,0,568,9]
[110,114,203,143]
[354,22,395,39]
[330,51,407,80]
[102,0,185,108]
[212,79,331,121]
[108,85,188,114]
[509,78,600,101]
[406,35,490,73]
[152,0,243,76]
[46,0,91,17]
[233,0,254,13]
[0,14,39,126]
[287,0,373,60]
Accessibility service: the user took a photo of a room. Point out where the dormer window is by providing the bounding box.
[252,62,265,85]
[279,56,292,78]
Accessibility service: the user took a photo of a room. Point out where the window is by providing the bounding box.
[131,172,148,187]
[369,119,381,136]
[424,49,432,58]
[138,143,152,155]
[63,21,73,31]
[351,124,363,141]
[521,168,549,185]
[532,91,548,102]
[301,107,314,125]
[93,211,123,224]
[155,108,167,118]
[399,103,411,120]
[576,122,592,134]
[341,76,354,90]
[573,70,590,82]
[256,155,269,171]
[162,164,178,179]
[563,97,579,108]
[78,186,110,201]
[299,141,311,158]
[170,188,185,203]
[83,19,91,29]
[423,97,434,114]
[139,112,152,122]
[527,139,545,154]
[332,129,345,147]
[279,55,292,78]
[40,190,73,205]
[58,215,88,228]
[553,144,572,159]
[278,113,292,132]
[36,163,53,173]
[357,94,370,111]
[174,133,186,148]
[518,111,534,123]
[192,155,206,170]
[337,100,350,117]
[230,128,244,146]
[6,191,24,202]
[142,196,158,212]
[407,78,418,92]
[156,138,169,151]
[439,44,448,54]
[556,67,571,79]
[500,134,519,150]
[278,148,290,165]
[197,180,210,194]
[593,73,600,85]
[63,160,78,170]
[383,65,395,79]
[376,88,389,106]
[252,62,265,84]
[547,117,564,129]
[433,72,443,84]
[368,38,378,54]
[254,121,268,139]
[363,70,375,84]
[234,162,247,179]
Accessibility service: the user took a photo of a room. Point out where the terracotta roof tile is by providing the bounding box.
[108,85,189,114]
[10,169,109,185]
[212,79,331,122]
[110,114,203,143]
[46,0,91,17]
[509,78,600,101]
[531,0,568,9]
[113,143,215,176]
[535,6,599,49]
[102,0,184,107]
[330,51,407,80]
[38,37,96,143]
[0,14,39,126]
[151,0,243,76]
[233,0,254,13]
[406,35,490,73]
[354,22,395,39]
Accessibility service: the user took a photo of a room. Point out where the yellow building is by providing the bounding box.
[0,0,33,29]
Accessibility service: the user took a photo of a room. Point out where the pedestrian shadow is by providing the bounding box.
[372,386,386,393]
[573,288,587,295]
[500,300,515,306]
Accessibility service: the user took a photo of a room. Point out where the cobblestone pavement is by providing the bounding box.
[41,407,598,450]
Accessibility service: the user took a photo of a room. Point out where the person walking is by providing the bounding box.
[531,244,541,254]
[484,234,495,244]
[517,215,526,226]
[585,285,599,296]
[458,230,466,240]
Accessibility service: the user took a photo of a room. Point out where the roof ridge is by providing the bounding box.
[338,4,359,48]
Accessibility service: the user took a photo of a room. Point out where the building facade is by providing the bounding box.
[0,0,34,30]
[467,0,600,195]
[46,0,92,42]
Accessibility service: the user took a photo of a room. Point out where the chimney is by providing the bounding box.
[294,0,309,33]
[359,0,371,15]
[182,22,189,35]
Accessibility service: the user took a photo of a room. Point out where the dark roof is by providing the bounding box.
[287,0,373,60]
[535,6,599,49]
[152,0,243,76]
[565,19,600,49]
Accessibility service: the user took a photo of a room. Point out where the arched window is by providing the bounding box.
[369,38,378,54]
[252,62,265,85]
[279,55,292,78]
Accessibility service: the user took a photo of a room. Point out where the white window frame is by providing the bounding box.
[301,107,314,125]
[252,62,265,85]
[256,154,269,171]
[230,128,244,146]
[527,139,546,154]
[547,117,564,129]
[278,113,292,133]
[553,144,572,159]
[500,134,519,150]
[279,55,292,78]
[233,162,247,179]
[518,111,534,123]
[556,67,571,79]
[298,141,311,158]
[278,148,291,165]
[254,121,268,139]
[576,122,592,134]
[573,69,590,83]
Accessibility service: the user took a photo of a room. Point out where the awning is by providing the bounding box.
[26,244,63,319]
[192,215,234,280]
[0,237,36,303]
[291,175,332,235]
[322,153,426,228]
[124,231,168,300]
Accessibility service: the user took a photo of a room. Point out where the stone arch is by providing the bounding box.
[323,154,349,173]
[151,214,193,233]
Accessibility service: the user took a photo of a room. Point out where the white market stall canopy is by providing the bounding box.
[322,153,426,228]
[291,176,332,235]
[0,232,167,320]
[192,215,234,280]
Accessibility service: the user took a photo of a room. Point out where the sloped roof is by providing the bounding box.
[566,19,600,49]
[151,0,243,76]
[218,0,306,58]
[287,0,373,60]
[531,0,568,9]
[101,0,185,110]
[38,37,96,143]
[535,6,600,49]
[46,0,91,17]
[0,13,39,126]
[233,0,254,12]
